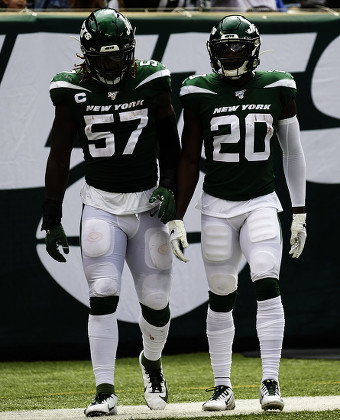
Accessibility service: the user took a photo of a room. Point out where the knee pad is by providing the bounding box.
[82,219,112,258]
[142,292,169,311]
[202,224,232,262]
[209,273,238,295]
[138,274,170,310]
[146,229,172,270]
[86,263,121,297]
[93,276,120,297]
[249,250,276,277]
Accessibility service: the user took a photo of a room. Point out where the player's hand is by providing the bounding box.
[149,186,175,224]
[168,220,189,262]
[289,213,306,258]
[45,224,69,263]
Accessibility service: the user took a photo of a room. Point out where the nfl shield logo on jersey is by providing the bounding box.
[235,89,246,99]
[108,91,118,101]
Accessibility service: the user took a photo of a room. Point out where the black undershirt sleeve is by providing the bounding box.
[156,113,181,194]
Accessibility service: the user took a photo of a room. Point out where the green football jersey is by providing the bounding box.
[180,71,297,201]
[50,60,171,193]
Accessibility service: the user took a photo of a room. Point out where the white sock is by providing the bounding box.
[139,315,170,361]
[256,296,285,382]
[88,312,118,387]
[206,308,235,388]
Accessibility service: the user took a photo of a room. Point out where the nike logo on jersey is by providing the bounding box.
[150,209,159,217]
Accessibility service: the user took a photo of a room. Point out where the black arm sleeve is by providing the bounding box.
[157,113,181,194]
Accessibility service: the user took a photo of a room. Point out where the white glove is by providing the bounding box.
[289,213,307,258]
[168,220,189,262]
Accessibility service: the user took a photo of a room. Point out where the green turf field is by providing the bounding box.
[0,352,339,419]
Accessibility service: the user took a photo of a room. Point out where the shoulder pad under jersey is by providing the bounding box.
[49,71,91,105]
[180,73,217,98]
[257,70,296,90]
[133,59,171,91]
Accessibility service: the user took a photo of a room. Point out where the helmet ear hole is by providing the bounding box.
[79,8,136,85]
[207,15,261,80]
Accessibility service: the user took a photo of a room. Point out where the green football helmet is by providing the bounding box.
[80,8,136,85]
[207,15,261,80]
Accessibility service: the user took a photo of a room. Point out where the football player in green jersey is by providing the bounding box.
[169,15,306,412]
[41,8,180,417]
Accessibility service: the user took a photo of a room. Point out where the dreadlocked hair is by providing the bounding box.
[130,60,138,78]
[72,55,138,83]
[73,54,91,83]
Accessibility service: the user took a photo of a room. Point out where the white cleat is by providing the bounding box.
[260,379,284,411]
[84,393,118,417]
[139,351,168,410]
[202,385,235,411]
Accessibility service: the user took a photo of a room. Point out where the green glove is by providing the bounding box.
[45,224,69,263]
[149,186,176,224]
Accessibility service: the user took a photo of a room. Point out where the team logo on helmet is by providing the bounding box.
[80,22,92,41]
[246,23,258,35]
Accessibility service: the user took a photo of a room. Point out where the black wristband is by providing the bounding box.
[41,198,62,231]
[159,179,177,198]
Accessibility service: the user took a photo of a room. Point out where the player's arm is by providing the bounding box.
[42,103,77,262]
[156,91,181,193]
[176,108,203,219]
[168,107,203,262]
[149,91,181,224]
[45,103,77,205]
[277,99,307,258]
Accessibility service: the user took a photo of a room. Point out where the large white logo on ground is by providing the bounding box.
[2,31,337,322]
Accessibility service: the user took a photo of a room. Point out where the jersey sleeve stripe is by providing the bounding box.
[135,69,170,88]
[264,79,296,89]
[180,85,217,96]
[49,80,92,92]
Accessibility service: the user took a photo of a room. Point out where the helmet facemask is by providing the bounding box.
[82,42,135,85]
[211,39,258,79]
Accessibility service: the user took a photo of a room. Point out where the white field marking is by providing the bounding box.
[0,396,339,419]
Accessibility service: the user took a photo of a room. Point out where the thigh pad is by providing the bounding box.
[82,218,112,258]
[247,208,278,243]
[202,223,233,262]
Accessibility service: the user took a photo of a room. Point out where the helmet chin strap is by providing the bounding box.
[93,70,124,85]
[102,75,122,85]
[220,60,250,79]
